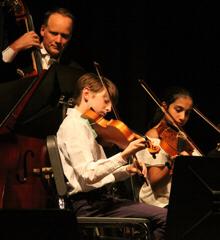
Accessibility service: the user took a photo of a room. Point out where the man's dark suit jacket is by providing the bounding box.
[0,62,86,138]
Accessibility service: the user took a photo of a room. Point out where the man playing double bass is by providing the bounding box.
[0,7,86,209]
[1,7,84,77]
[0,7,86,137]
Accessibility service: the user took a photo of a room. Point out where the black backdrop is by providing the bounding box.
[11,0,220,154]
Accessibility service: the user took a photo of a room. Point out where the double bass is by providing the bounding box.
[0,0,56,208]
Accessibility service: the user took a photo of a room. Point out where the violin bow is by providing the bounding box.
[193,106,220,134]
[93,61,120,120]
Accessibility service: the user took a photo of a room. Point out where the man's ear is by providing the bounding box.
[40,25,46,37]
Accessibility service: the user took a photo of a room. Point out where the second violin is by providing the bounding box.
[156,120,194,157]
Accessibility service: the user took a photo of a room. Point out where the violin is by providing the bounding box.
[82,108,160,157]
[156,120,194,157]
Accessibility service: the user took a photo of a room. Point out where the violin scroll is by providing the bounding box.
[5,0,43,77]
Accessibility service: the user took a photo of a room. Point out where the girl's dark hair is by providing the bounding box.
[148,86,193,128]
[160,86,192,106]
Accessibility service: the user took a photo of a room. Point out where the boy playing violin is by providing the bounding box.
[56,72,167,240]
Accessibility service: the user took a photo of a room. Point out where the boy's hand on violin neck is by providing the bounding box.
[121,138,147,161]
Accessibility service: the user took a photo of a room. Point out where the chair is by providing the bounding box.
[46,135,151,240]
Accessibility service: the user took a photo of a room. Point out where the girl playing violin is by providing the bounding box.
[137,86,202,208]
[56,72,167,240]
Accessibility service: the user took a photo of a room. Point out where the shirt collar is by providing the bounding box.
[40,43,60,62]
[40,43,48,56]
[67,107,98,138]
[67,107,80,116]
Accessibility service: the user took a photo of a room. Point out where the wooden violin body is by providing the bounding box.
[157,120,194,157]
[82,109,160,155]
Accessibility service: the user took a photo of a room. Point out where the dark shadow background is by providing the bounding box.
[7,0,220,154]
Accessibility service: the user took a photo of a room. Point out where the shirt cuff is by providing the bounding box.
[2,47,17,63]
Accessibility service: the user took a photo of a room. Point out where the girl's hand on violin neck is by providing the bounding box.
[167,151,190,175]
[121,138,147,161]
[170,151,190,161]
[179,151,190,156]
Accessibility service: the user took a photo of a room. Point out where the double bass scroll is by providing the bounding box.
[5,0,43,77]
